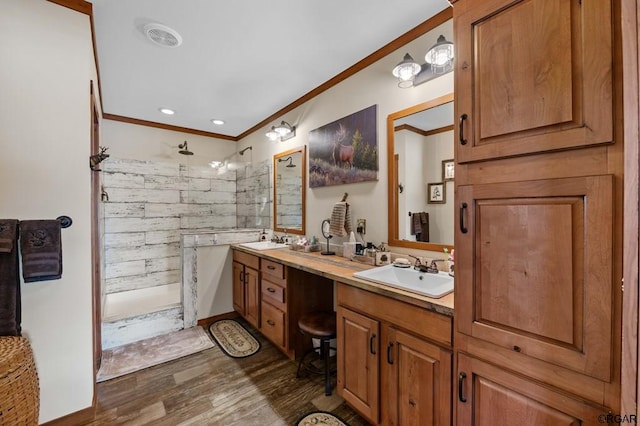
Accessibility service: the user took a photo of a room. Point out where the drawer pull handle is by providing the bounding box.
[267,287,276,293]
[460,202,469,234]
[370,334,377,355]
[267,265,276,270]
[239,271,245,282]
[266,319,275,326]
[459,113,468,145]
[387,342,394,365]
[458,372,467,403]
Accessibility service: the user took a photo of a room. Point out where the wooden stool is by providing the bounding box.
[296,311,337,396]
[0,337,39,425]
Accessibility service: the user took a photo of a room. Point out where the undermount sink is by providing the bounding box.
[239,241,289,250]
[353,264,454,299]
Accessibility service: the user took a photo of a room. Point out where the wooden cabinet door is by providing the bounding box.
[456,175,613,381]
[232,261,245,315]
[337,306,380,424]
[244,266,260,328]
[454,0,613,163]
[456,353,608,425]
[384,327,451,426]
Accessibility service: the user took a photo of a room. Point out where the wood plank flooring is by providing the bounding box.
[83,319,369,425]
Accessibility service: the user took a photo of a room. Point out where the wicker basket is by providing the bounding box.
[0,337,39,425]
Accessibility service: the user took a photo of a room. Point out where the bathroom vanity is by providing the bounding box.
[231,245,454,425]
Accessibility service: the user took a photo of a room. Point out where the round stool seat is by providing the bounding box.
[298,312,336,338]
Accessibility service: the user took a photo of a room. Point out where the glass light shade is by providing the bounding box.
[392,53,421,81]
[266,127,279,140]
[209,160,223,168]
[425,35,454,70]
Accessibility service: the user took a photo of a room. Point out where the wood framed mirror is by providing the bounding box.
[274,146,306,235]
[387,93,454,252]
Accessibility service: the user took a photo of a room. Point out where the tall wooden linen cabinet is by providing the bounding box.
[450,0,623,423]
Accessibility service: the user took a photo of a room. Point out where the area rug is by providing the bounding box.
[97,326,214,382]
[208,319,260,358]
[296,411,349,426]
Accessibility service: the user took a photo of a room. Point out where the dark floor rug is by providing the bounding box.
[297,411,350,426]
[208,318,260,358]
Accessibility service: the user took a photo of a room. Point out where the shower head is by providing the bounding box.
[239,146,252,155]
[178,141,193,155]
[278,156,296,167]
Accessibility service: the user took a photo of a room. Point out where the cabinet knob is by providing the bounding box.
[513,345,521,352]
[266,319,275,326]
[267,287,276,293]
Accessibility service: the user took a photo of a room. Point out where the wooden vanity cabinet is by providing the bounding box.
[451,0,622,420]
[454,0,613,164]
[336,283,452,426]
[260,258,288,353]
[258,257,334,359]
[456,353,609,424]
[232,251,260,328]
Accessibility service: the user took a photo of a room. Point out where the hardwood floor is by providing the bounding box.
[84,319,369,425]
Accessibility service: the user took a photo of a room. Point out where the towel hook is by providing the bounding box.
[56,216,73,229]
[341,192,348,202]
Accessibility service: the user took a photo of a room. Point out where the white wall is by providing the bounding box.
[237,21,454,254]
[0,1,97,422]
[102,119,239,167]
[99,21,454,256]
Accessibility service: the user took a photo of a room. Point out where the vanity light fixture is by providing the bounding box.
[210,118,225,125]
[425,35,454,74]
[392,34,454,89]
[159,107,175,115]
[392,53,422,88]
[266,121,296,141]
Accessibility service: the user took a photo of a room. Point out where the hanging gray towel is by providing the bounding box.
[0,220,21,336]
[20,220,62,283]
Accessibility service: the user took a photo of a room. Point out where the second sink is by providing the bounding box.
[353,264,453,299]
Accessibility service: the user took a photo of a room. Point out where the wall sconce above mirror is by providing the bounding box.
[387,93,454,252]
[267,121,297,142]
[274,146,306,235]
[392,34,454,88]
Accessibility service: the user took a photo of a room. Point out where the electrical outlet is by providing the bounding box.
[356,219,366,234]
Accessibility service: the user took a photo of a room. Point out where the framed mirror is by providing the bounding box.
[387,93,454,252]
[274,146,306,235]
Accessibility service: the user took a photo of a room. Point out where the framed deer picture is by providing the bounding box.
[308,104,378,187]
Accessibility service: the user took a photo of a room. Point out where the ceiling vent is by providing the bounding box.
[143,23,182,48]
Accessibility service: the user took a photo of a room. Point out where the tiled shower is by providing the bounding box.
[101,158,270,349]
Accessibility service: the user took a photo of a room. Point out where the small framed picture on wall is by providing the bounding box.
[442,159,455,181]
[427,182,446,204]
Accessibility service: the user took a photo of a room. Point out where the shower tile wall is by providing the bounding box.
[102,158,247,296]
[236,161,271,229]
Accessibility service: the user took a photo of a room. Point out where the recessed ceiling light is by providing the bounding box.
[159,108,175,115]
[210,119,225,125]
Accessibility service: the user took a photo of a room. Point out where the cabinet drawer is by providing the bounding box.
[261,259,285,281]
[232,250,260,270]
[261,301,285,348]
[261,279,285,310]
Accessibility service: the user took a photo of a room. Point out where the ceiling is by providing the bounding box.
[89,0,451,139]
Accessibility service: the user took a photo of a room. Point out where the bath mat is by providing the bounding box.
[97,326,214,382]
[208,319,260,358]
[296,411,349,426]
